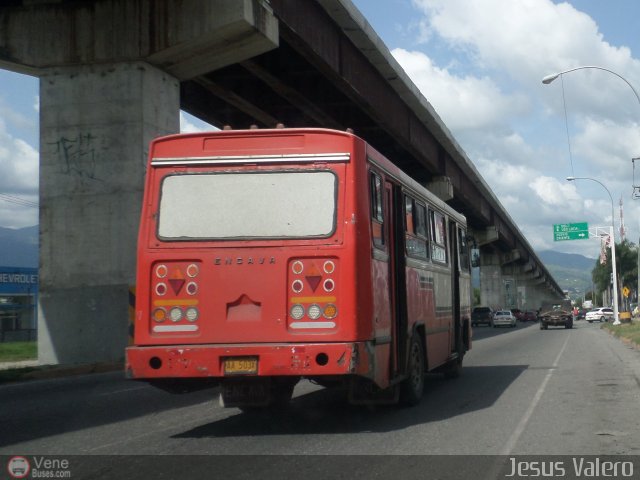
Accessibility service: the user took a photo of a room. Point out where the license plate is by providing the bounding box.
[223,357,258,375]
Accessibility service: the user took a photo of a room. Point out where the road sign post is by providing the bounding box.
[553,222,589,241]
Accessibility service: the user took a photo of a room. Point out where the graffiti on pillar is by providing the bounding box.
[48,133,104,184]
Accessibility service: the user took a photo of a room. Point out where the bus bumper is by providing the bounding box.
[125,342,373,379]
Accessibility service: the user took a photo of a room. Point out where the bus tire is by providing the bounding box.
[400,334,425,406]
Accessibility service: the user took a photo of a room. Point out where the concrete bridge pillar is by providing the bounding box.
[37,63,179,364]
[500,256,521,311]
[479,250,503,310]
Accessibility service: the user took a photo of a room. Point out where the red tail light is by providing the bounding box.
[287,258,339,330]
[150,261,201,334]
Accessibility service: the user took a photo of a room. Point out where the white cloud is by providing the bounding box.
[530,176,581,208]
[571,118,640,176]
[0,101,35,132]
[0,120,39,228]
[392,48,529,132]
[180,111,216,133]
[0,123,38,192]
[412,0,639,84]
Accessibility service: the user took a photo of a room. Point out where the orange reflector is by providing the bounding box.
[152,308,166,322]
[155,264,168,278]
[306,263,321,276]
[323,261,335,274]
[323,304,337,319]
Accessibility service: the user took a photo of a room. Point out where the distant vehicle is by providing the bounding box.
[511,308,523,321]
[585,307,614,323]
[472,306,494,327]
[521,310,537,322]
[492,310,516,328]
[582,300,593,310]
[539,301,573,330]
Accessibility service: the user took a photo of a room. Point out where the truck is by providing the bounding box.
[539,300,573,330]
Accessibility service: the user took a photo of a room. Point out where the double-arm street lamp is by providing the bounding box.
[567,176,620,325]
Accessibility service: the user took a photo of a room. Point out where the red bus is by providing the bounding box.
[126,128,472,408]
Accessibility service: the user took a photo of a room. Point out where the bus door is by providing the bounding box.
[385,182,408,378]
[449,221,462,355]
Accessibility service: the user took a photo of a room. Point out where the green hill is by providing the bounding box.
[538,250,595,299]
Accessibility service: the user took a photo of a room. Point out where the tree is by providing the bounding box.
[591,240,638,308]
[472,288,481,306]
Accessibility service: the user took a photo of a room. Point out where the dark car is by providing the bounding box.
[511,308,523,321]
[521,310,537,322]
[471,306,494,327]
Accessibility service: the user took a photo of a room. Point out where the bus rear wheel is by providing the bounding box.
[400,334,425,406]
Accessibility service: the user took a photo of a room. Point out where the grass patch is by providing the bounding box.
[0,341,37,362]
[601,321,640,347]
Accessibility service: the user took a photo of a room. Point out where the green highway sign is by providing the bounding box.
[553,222,589,241]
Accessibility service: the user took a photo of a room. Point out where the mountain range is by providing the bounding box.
[0,225,39,268]
[0,226,594,295]
[537,250,595,297]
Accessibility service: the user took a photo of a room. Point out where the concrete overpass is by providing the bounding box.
[0,0,563,365]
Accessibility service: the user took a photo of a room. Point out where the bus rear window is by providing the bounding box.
[157,171,337,240]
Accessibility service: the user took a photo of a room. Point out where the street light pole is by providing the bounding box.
[567,176,620,325]
[543,65,640,325]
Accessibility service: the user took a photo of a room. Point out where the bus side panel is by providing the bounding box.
[404,263,435,362]
[460,271,472,350]
[424,268,453,370]
[370,256,392,388]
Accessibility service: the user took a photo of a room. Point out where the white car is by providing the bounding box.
[492,310,516,328]
[585,307,614,323]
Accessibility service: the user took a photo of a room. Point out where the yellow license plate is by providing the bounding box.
[223,357,258,375]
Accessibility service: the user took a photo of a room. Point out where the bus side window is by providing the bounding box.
[405,196,414,234]
[415,202,428,239]
[404,195,427,259]
[458,227,470,271]
[370,172,385,249]
[429,209,448,264]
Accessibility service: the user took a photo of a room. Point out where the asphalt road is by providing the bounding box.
[1,321,640,476]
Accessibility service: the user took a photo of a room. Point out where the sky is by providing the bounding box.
[2,0,640,260]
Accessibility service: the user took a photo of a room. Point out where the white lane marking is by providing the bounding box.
[500,334,570,455]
